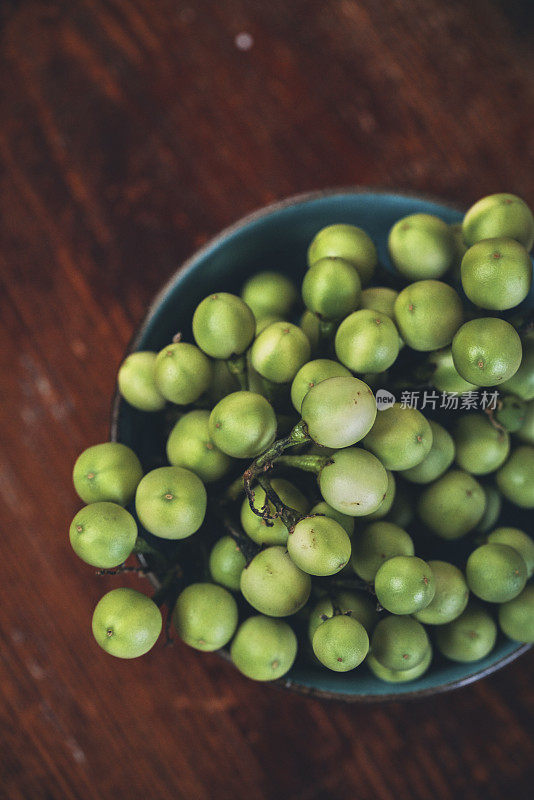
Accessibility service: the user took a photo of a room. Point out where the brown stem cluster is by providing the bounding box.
[243,420,310,522]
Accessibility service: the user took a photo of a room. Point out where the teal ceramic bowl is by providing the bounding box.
[111,189,531,701]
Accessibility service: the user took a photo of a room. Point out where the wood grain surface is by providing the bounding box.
[0,1,533,798]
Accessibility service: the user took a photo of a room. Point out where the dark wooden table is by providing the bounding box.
[1,1,533,798]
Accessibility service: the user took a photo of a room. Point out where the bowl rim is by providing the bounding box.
[110,185,531,702]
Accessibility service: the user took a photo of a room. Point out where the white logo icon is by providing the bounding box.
[376,389,395,411]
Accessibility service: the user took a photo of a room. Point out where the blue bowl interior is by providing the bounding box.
[114,190,530,700]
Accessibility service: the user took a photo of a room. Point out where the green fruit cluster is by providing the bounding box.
[69,193,534,679]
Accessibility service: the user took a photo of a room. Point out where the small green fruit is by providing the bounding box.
[92,588,162,659]
[173,583,238,651]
